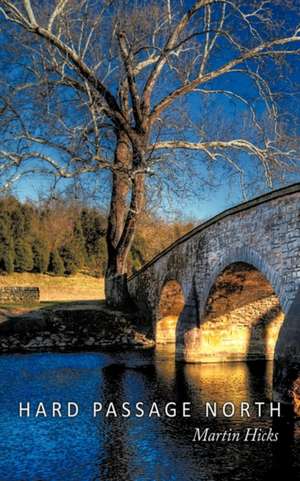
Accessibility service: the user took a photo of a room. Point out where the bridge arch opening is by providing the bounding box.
[198,262,284,362]
[157,280,185,344]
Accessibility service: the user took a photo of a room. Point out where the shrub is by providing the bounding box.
[49,250,65,276]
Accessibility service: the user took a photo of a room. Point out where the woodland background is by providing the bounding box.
[0,195,193,277]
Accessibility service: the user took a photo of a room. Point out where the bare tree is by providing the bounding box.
[0,0,299,307]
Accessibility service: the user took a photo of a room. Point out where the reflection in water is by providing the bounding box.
[184,362,251,406]
[0,349,299,481]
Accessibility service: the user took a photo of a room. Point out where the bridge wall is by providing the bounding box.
[128,184,300,407]
[128,185,300,363]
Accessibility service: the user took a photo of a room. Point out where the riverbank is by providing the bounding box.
[0,273,154,353]
[0,301,154,353]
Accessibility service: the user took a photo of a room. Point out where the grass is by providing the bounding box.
[0,272,105,302]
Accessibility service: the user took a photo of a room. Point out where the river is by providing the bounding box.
[0,348,299,481]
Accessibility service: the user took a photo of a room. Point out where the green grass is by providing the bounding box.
[0,272,104,302]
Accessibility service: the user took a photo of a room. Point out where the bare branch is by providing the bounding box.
[0,0,128,132]
[142,0,215,114]
[117,31,143,128]
[151,34,300,119]
[150,138,296,187]
[23,0,37,26]
[48,0,69,32]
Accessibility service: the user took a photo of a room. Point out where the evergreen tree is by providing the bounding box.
[95,236,107,275]
[3,241,15,274]
[14,239,34,272]
[49,250,65,275]
[72,219,86,268]
[32,238,50,273]
[87,237,107,275]
[22,204,35,236]
[0,217,15,273]
[0,194,195,277]
[60,243,80,275]
[10,206,25,238]
[80,209,106,273]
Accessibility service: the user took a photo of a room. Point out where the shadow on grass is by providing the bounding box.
[0,297,141,354]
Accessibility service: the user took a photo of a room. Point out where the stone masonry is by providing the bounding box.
[0,287,40,304]
[128,183,300,406]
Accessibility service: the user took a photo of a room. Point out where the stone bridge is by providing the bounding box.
[128,183,300,407]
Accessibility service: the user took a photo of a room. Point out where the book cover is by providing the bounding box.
[0,1,299,480]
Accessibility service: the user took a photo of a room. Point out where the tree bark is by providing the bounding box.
[106,132,131,247]
[105,140,145,308]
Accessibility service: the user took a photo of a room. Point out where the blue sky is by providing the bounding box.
[0,0,300,223]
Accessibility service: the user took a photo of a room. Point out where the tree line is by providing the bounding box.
[0,196,107,276]
[0,196,194,277]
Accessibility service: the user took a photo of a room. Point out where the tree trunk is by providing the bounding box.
[105,139,145,308]
[105,132,130,307]
[105,249,131,308]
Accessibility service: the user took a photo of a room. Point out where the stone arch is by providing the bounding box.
[200,247,285,318]
[156,279,185,344]
[182,256,285,363]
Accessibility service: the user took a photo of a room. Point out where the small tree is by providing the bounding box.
[10,206,25,238]
[32,238,50,274]
[14,239,33,272]
[2,243,15,274]
[49,249,65,276]
[60,243,80,275]
[0,216,14,273]
[95,236,107,276]
[72,220,87,267]
[81,209,106,257]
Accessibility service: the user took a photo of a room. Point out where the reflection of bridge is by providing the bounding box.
[128,184,300,408]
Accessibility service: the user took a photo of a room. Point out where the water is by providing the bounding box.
[0,348,299,481]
